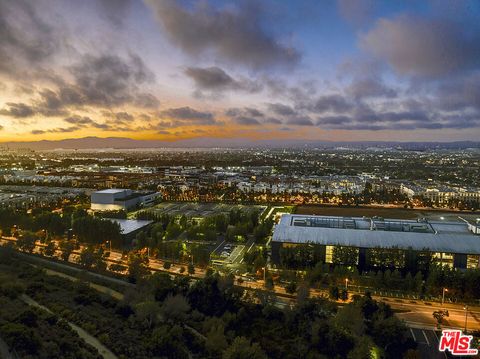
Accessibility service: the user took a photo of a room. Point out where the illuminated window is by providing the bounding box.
[325,245,333,263]
[467,255,480,269]
[433,252,454,268]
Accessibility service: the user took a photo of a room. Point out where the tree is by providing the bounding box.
[285,281,297,295]
[187,263,195,275]
[329,286,340,300]
[16,232,37,253]
[128,253,150,283]
[163,261,171,270]
[59,240,74,261]
[135,300,160,329]
[206,323,228,355]
[160,294,190,324]
[44,240,57,257]
[223,337,267,359]
[340,289,349,302]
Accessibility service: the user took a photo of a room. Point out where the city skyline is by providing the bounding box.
[1,0,480,143]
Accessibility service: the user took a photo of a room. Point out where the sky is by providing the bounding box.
[0,0,480,143]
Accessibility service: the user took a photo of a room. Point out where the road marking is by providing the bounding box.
[212,240,226,254]
[433,331,448,359]
[410,328,417,341]
[422,330,430,345]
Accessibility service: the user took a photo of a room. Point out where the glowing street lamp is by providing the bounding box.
[442,288,448,306]
[345,278,349,290]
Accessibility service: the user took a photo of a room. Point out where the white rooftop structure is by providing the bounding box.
[273,214,480,255]
[108,219,153,235]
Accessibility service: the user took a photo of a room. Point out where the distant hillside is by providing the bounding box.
[0,136,479,150]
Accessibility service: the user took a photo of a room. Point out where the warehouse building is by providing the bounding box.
[91,189,159,211]
[272,214,480,270]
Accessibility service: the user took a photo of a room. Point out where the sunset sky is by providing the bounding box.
[0,0,480,143]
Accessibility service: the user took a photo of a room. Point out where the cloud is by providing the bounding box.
[0,102,35,118]
[360,14,480,77]
[146,0,300,69]
[287,117,314,126]
[346,78,397,99]
[96,0,132,28]
[161,107,215,122]
[434,72,480,111]
[264,117,283,125]
[337,0,375,27]
[268,103,296,116]
[0,0,58,75]
[317,115,351,125]
[184,67,262,96]
[304,94,353,113]
[66,54,159,108]
[234,117,261,126]
[31,126,80,135]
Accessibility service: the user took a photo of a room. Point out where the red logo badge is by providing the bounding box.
[439,330,478,356]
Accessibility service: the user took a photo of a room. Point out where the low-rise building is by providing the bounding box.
[91,188,160,211]
[272,214,480,270]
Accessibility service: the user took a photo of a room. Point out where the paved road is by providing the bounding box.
[4,236,480,332]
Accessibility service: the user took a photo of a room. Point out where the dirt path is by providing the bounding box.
[20,294,118,359]
[42,267,124,300]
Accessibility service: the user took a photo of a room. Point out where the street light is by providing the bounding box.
[442,288,448,306]
[345,278,349,291]
[464,305,468,333]
[263,267,266,282]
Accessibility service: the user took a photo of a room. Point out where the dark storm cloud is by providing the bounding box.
[225,107,264,118]
[146,0,300,69]
[287,117,314,126]
[0,0,58,74]
[434,72,480,111]
[234,117,261,126]
[317,115,351,126]
[0,103,35,118]
[304,95,353,114]
[12,54,160,115]
[264,118,283,125]
[31,126,80,135]
[67,54,158,108]
[268,103,297,116]
[161,107,215,123]
[346,78,397,99]
[35,89,69,117]
[63,115,111,130]
[360,14,480,77]
[185,67,261,93]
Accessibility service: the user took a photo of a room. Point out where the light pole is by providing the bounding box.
[263,267,266,282]
[442,288,448,306]
[464,305,468,333]
[345,278,349,291]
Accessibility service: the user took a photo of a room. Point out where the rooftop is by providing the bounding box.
[107,219,153,235]
[273,214,480,254]
[94,189,128,194]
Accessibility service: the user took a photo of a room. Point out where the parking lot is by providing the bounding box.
[408,327,447,358]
